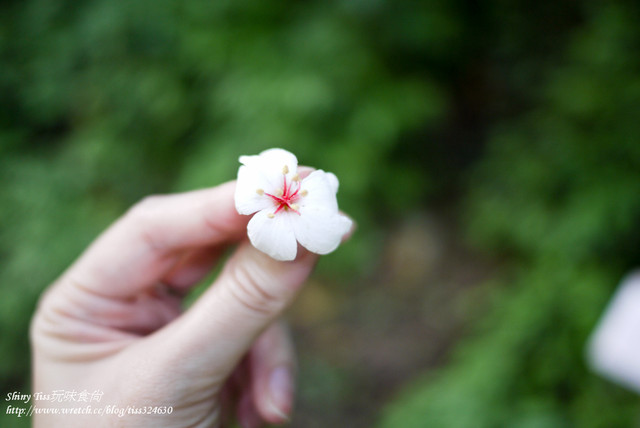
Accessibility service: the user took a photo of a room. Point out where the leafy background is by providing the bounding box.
[2,0,640,427]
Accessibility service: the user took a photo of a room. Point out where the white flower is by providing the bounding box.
[234,148,352,261]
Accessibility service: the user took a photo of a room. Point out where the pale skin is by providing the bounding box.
[30,173,343,427]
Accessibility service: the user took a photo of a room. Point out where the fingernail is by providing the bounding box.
[268,366,293,422]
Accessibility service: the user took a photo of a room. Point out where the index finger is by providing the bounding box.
[61,181,247,297]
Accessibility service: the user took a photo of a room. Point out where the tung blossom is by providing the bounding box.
[235,148,352,261]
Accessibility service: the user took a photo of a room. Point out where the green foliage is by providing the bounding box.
[380,1,640,427]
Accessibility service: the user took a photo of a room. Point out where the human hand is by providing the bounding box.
[30,179,339,427]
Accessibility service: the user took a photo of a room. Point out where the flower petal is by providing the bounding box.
[292,207,352,255]
[247,209,298,261]
[298,170,339,212]
[325,172,339,194]
[235,165,275,215]
[239,148,299,192]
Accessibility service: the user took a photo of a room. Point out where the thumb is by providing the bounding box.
[154,241,317,378]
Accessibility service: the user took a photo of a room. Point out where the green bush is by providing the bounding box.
[380,1,640,427]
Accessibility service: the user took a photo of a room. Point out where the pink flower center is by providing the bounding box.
[264,171,302,216]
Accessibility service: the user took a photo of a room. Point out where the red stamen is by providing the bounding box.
[263,172,302,216]
[288,205,301,215]
[290,181,301,198]
[264,193,286,204]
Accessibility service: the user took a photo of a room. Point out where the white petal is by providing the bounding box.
[235,165,276,215]
[292,207,352,255]
[240,148,297,169]
[239,148,298,191]
[588,272,640,394]
[325,172,339,194]
[298,170,339,212]
[247,209,298,261]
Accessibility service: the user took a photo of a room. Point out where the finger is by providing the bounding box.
[62,182,247,298]
[148,241,317,385]
[250,321,296,424]
[161,246,225,293]
[36,280,184,339]
[226,355,264,428]
[238,390,263,428]
[217,354,250,427]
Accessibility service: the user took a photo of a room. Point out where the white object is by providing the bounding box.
[234,148,352,261]
[588,271,640,393]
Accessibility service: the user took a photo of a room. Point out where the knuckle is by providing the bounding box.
[227,261,282,318]
[124,195,167,252]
